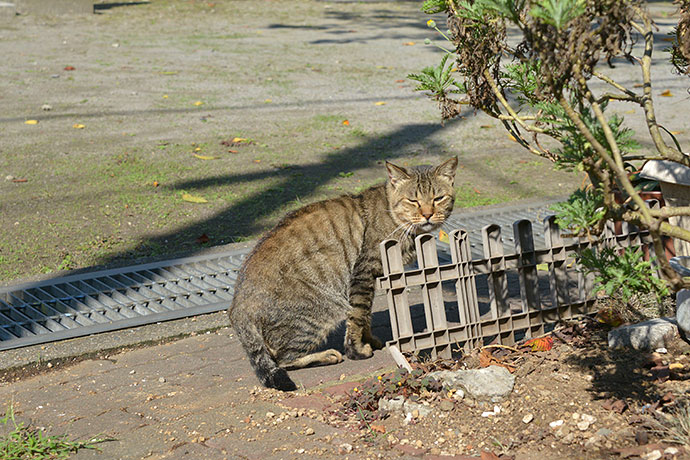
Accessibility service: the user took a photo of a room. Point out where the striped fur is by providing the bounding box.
[228,157,458,390]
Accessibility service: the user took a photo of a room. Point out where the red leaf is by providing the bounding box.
[64,66,76,71]
[523,337,554,352]
[196,233,210,244]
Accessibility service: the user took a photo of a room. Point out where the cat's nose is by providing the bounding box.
[421,211,433,221]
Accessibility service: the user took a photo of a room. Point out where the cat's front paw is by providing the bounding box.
[345,341,373,360]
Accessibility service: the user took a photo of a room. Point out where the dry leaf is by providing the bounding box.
[403,41,415,46]
[194,154,218,160]
[24,120,38,125]
[375,101,386,106]
[264,99,272,103]
[342,120,350,126]
[232,137,248,143]
[669,362,684,371]
[370,424,386,434]
[536,263,548,271]
[152,181,159,187]
[227,149,238,154]
[64,66,75,71]
[670,131,684,135]
[193,101,204,106]
[508,134,517,142]
[439,229,450,244]
[395,79,405,83]
[523,336,554,352]
[73,124,85,129]
[182,192,208,203]
[480,452,501,460]
[662,36,675,42]
[12,178,28,183]
[660,89,673,97]
[196,233,210,244]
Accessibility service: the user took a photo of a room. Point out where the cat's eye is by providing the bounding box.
[406,198,419,205]
[433,196,447,203]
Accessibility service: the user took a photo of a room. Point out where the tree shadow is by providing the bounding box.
[93,117,464,268]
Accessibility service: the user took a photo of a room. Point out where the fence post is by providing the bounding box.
[415,234,447,332]
[514,219,540,312]
[482,224,509,318]
[380,239,413,342]
[450,229,479,325]
[544,216,570,309]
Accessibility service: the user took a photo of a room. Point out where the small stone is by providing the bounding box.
[580,414,596,424]
[296,448,305,454]
[5,175,14,181]
[415,440,423,448]
[439,400,454,412]
[562,433,575,444]
[304,428,315,436]
[339,443,353,454]
[642,450,662,460]
[265,411,275,419]
[41,104,52,111]
[664,447,679,456]
[158,377,166,383]
[522,414,534,424]
[596,428,613,438]
[572,412,580,420]
[129,370,136,375]
[549,420,564,429]
[577,421,590,431]
[47,362,53,368]
[655,347,668,354]
[452,389,465,401]
[379,396,405,413]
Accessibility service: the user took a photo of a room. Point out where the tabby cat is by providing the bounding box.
[228,157,458,391]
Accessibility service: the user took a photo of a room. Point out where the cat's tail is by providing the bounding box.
[230,315,297,391]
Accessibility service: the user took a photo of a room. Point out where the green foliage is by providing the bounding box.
[407,54,465,98]
[0,405,110,459]
[530,0,586,29]
[578,247,670,302]
[421,0,447,14]
[338,368,443,424]
[503,60,543,106]
[551,188,606,236]
[554,103,639,171]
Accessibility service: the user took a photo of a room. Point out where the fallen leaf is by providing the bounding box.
[480,125,493,129]
[12,178,28,183]
[196,233,210,244]
[633,83,643,88]
[536,263,548,271]
[232,137,248,143]
[662,36,675,42]
[182,192,208,204]
[193,154,219,160]
[24,120,39,125]
[508,134,518,142]
[264,99,272,103]
[73,124,85,129]
[596,307,624,327]
[227,149,238,154]
[522,336,554,352]
[472,187,481,194]
[64,66,76,71]
[403,41,416,46]
[480,452,501,460]
[439,229,450,244]
[254,159,261,163]
[669,362,684,371]
[478,349,516,373]
[370,424,386,434]
[194,147,202,152]
[193,101,204,106]
[660,89,673,97]
[375,101,386,106]
[342,120,350,126]
[670,131,684,135]
[163,94,169,99]
[395,79,405,83]
[152,181,159,187]
[602,398,628,414]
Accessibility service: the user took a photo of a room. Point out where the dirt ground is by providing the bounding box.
[246,319,690,460]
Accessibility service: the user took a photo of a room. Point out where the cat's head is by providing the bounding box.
[385,157,458,235]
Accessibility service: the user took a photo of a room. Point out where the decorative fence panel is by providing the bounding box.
[377,216,656,359]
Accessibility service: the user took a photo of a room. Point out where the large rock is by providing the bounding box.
[676,289,690,338]
[428,365,515,402]
[608,317,678,350]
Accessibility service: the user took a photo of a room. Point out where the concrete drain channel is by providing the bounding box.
[0,200,558,351]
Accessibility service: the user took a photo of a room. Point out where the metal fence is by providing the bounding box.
[376,217,655,359]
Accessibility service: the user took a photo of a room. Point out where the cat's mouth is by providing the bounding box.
[419,222,436,233]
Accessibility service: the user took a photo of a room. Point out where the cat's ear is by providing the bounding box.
[385,161,411,187]
[433,156,458,182]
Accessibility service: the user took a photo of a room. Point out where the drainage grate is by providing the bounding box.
[0,200,560,351]
[0,250,250,351]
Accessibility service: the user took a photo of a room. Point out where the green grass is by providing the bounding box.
[455,186,508,208]
[0,405,111,459]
